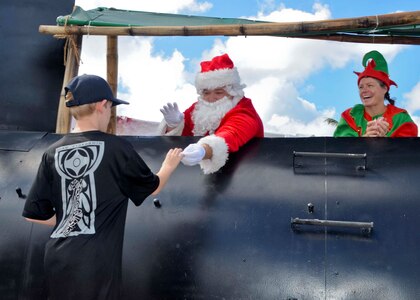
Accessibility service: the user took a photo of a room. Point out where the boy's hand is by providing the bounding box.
[162,148,183,171]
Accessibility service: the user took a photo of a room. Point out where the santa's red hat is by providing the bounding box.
[354,50,397,91]
[195,54,242,93]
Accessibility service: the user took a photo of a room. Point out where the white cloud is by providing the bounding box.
[404,82,420,136]
[117,37,196,121]
[75,0,212,13]
[198,4,404,136]
[404,81,420,114]
[411,116,420,137]
[74,1,406,137]
[266,108,336,137]
[255,2,331,21]
[78,36,197,121]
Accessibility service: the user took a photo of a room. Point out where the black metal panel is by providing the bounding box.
[122,137,327,299]
[324,138,420,299]
[0,0,74,131]
[0,149,27,300]
[1,134,420,299]
[0,131,47,151]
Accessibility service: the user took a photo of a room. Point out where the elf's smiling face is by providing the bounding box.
[358,77,387,109]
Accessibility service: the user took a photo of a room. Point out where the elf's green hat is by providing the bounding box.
[362,50,389,74]
[354,50,397,90]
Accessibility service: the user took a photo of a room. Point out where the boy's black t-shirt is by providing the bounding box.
[23,131,160,299]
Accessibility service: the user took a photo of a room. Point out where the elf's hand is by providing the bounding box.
[160,102,184,128]
[181,143,206,166]
[375,117,389,137]
[365,120,380,137]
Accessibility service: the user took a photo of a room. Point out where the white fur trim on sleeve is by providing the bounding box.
[157,119,184,136]
[197,135,229,174]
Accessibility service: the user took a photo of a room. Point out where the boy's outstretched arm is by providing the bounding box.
[152,148,183,195]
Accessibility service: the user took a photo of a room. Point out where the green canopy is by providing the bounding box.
[51,7,420,44]
[57,6,265,27]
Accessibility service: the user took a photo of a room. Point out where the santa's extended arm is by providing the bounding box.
[159,99,263,174]
[197,100,263,173]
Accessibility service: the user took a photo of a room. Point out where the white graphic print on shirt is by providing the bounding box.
[51,141,104,238]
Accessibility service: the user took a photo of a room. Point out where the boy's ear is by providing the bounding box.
[96,99,108,112]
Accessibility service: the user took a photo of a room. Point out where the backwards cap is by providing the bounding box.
[194,53,243,93]
[65,74,129,107]
[354,50,397,90]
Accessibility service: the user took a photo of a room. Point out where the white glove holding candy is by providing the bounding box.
[160,102,184,128]
[181,143,206,166]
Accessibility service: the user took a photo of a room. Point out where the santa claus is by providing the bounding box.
[159,53,264,174]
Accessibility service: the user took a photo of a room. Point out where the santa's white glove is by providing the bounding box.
[160,102,184,128]
[181,143,206,166]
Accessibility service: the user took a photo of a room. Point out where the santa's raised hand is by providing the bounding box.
[160,102,184,128]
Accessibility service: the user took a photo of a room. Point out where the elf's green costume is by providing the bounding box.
[334,51,417,137]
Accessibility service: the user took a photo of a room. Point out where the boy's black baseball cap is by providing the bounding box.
[65,74,129,107]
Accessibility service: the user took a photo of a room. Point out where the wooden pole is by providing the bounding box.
[291,34,420,45]
[55,35,82,133]
[106,36,118,134]
[39,11,420,42]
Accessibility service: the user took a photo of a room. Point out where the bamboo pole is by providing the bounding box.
[39,11,420,42]
[106,36,118,135]
[293,34,420,45]
[55,35,82,133]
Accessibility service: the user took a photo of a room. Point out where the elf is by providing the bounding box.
[334,50,417,137]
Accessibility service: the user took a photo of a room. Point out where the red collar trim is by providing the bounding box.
[341,108,362,136]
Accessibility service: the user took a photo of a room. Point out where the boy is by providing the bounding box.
[22,74,183,299]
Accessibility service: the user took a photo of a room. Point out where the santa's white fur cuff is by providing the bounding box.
[157,119,184,136]
[197,135,229,174]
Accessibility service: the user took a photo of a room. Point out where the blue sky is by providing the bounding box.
[74,0,420,136]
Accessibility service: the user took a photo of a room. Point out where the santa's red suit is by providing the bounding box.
[159,53,264,174]
[159,97,263,174]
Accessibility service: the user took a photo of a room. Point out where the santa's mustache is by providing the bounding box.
[192,96,237,136]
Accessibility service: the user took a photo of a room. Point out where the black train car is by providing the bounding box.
[1,133,420,299]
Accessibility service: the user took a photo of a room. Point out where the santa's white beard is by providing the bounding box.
[192,96,240,136]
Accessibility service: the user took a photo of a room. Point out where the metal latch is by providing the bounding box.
[293,151,367,172]
[291,217,373,234]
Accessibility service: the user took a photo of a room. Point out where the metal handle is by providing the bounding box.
[291,217,373,233]
[293,151,367,159]
[293,151,367,170]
